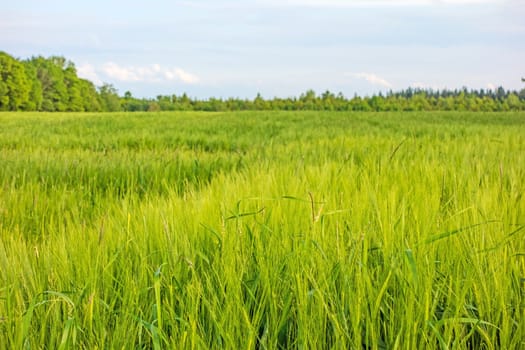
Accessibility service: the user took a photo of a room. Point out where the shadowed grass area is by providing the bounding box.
[0,111,524,348]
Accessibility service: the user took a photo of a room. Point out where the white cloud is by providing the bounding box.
[101,62,199,84]
[172,68,199,84]
[349,72,393,88]
[103,62,139,82]
[486,83,496,90]
[77,64,102,85]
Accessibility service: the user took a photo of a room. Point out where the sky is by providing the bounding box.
[1,0,524,99]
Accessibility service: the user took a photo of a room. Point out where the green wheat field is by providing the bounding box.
[0,111,524,349]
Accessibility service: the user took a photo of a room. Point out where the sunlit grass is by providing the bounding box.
[0,111,523,348]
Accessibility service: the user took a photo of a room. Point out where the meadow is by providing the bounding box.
[0,111,523,349]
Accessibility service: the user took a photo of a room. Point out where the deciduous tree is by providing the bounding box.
[0,52,31,110]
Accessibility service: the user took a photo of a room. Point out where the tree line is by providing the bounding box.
[0,51,122,112]
[2,51,525,112]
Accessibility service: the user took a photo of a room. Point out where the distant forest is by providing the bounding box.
[1,51,525,112]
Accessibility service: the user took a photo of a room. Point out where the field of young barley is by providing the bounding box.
[0,111,523,349]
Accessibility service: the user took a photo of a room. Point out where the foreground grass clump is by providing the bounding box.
[0,111,524,349]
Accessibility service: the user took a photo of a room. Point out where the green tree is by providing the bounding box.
[349,95,371,111]
[0,51,31,110]
[64,63,84,111]
[180,93,192,110]
[78,79,102,111]
[300,90,317,110]
[98,83,121,111]
[28,56,69,111]
[369,95,386,111]
[147,101,161,112]
[506,93,522,110]
[21,61,43,110]
[321,90,336,111]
